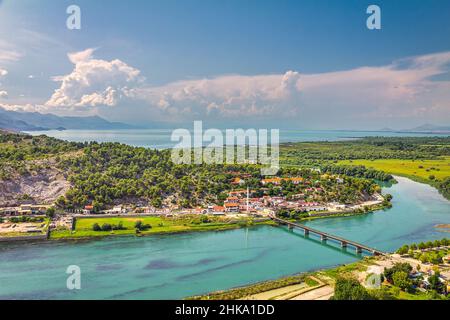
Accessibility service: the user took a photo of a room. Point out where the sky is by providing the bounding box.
[0,0,450,129]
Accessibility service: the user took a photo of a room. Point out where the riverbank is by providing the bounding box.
[188,257,375,300]
[0,196,397,243]
[48,198,388,241]
[188,251,450,300]
[49,215,274,240]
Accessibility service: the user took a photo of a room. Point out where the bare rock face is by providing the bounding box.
[0,159,70,206]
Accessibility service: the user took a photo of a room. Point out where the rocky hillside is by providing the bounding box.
[0,131,84,206]
[0,158,71,206]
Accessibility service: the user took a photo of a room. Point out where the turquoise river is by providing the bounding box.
[0,176,449,299]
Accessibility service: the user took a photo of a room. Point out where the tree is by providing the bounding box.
[392,271,412,292]
[135,220,143,230]
[384,263,412,283]
[397,245,409,255]
[92,223,101,231]
[46,207,56,219]
[135,220,151,231]
[55,196,67,208]
[332,277,373,300]
[428,272,444,293]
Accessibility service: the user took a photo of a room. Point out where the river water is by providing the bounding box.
[0,177,449,299]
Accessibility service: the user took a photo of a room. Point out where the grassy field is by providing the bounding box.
[338,157,450,182]
[50,215,267,239]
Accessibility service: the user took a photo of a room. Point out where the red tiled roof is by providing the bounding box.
[224,203,239,207]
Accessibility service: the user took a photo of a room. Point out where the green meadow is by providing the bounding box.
[338,157,450,183]
[50,215,265,239]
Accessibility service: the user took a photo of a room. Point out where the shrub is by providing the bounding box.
[101,223,112,231]
[135,220,151,231]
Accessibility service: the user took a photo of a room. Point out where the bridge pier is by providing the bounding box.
[288,224,294,230]
[321,235,327,242]
[341,241,347,248]
[304,229,309,236]
[355,246,362,254]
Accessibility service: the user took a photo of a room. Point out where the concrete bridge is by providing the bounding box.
[270,215,386,256]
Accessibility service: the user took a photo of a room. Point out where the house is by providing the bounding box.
[108,205,127,214]
[328,202,347,211]
[298,202,326,212]
[225,196,239,203]
[0,207,20,216]
[443,255,450,264]
[305,206,326,212]
[194,207,208,214]
[261,178,282,185]
[261,177,304,186]
[212,206,225,215]
[83,205,94,214]
[231,178,245,185]
[19,204,32,215]
[224,202,240,213]
[289,177,304,185]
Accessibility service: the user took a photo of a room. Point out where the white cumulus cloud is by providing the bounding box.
[0,90,9,98]
[129,70,302,120]
[45,48,142,108]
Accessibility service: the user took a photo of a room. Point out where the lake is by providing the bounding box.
[0,177,448,299]
[26,129,449,149]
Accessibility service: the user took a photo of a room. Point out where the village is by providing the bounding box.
[0,175,386,237]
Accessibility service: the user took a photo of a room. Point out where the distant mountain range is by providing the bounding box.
[377,124,450,134]
[0,107,137,131]
[401,124,450,133]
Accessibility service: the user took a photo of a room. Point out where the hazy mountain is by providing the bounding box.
[0,107,137,131]
[402,124,450,133]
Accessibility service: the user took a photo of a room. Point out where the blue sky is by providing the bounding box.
[0,0,450,129]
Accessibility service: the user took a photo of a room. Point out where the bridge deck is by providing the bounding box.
[270,216,386,256]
